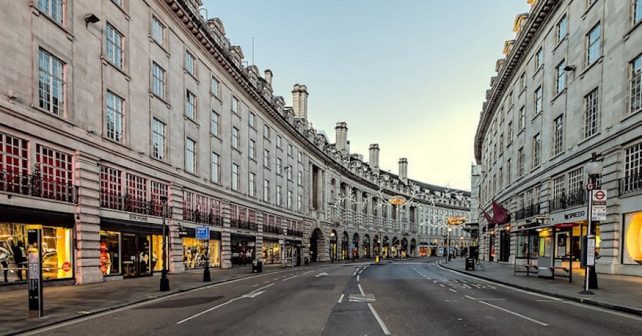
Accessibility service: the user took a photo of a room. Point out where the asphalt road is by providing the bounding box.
[24,258,642,335]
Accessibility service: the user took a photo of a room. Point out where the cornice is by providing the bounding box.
[473,0,561,163]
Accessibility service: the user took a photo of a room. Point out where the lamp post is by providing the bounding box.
[460,236,464,257]
[160,195,170,292]
[581,154,602,294]
[446,226,452,263]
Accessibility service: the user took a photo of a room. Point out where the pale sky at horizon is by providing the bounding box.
[203,0,530,191]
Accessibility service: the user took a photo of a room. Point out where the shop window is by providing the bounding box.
[0,223,72,283]
[182,237,220,268]
[624,212,642,264]
[100,231,121,275]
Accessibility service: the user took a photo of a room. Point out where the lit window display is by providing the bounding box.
[182,237,220,269]
[99,231,121,275]
[624,212,642,265]
[262,241,281,264]
[0,222,72,283]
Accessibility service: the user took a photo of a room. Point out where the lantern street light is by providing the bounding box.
[581,153,602,294]
[159,195,170,292]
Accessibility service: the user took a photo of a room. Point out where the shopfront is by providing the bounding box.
[262,239,281,264]
[100,219,163,278]
[0,207,74,284]
[231,235,255,265]
[623,211,642,265]
[284,239,302,266]
[181,229,221,269]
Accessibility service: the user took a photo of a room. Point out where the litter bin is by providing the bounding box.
[375,255,380,264]
[465,258,475,271]
[252,259,263,273]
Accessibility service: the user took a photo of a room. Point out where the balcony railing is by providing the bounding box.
[182,209,223,226]
[230,219,258,231]
[550,189,586,211]
[101,192,163,216]
[514,203,541,220]
[1,170,75,203]
[619,174,642,195]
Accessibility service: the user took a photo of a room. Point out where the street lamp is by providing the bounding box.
[446,227,452,263]
[582,154,602,294]
[460,236,464,257]
[160,195,170,292]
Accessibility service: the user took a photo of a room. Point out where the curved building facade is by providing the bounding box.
[0,0,469,285]
[473,0,642,276]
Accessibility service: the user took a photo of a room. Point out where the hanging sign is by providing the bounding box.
[196,226,210,240]
[591,189,607,221]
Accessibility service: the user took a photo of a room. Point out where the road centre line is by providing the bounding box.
[478,300,549,326]
[252,283,274,293]
[465,295,505,301]
[338,294,344,303]
[281,275,298,282]
[368,303,391,335]
[176,297,243,325]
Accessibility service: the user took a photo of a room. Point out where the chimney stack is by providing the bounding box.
[292,84,309,120]
[335,122,348,154]
[264,69,273,86]
[369,144,380,170]
[399,158,408,183]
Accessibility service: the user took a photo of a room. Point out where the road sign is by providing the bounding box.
[591,189,607,221]
[586,236,596,266]
[586,183,594,190]
[195,226,210,240]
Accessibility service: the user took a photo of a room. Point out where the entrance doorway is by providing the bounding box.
[121,233,153,277]
[499,230,510,262]
[310,228,325,262]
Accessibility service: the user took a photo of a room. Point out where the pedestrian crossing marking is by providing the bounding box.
[349,294,376,302]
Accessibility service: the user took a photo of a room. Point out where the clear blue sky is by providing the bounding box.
[203,0,530,190]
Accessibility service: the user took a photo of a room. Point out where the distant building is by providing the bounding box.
[473,0,642,276]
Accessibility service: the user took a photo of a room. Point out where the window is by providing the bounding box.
[553,115,564,155]
[287,190,293,210]
[288,144,293,157]
[518,147,525,177]
[535,47,543,69]
[276,158,283,175]
[185,138,196,173]
[519,72,526,92]
[263,180,270,202]
[276,186,282,206]
[232,127,239,149]
[99,166,121,208]
[126,173,147,213]
[38,49,65,116]
[584,88,599,138]
[631,54,642,113]
[624,142,642,192]
[0,133,28,191]
[534,86,542,114]
[37,0,63,24]
[249,112,256,128]
[519,106,525,130]
[211,152,220,183]
[249,139,256,159]
[105,23,124,69]
[264,149,270,168]
[287,165,293,181]
[36,145,73,201]
[151,62,166,99]
[264,125,271,139]
[210,111,219,137]
[634,0,642,25]
[555,60,567,94]
[533,133,541,167]
[152,118,165,160]
[587,23,601,65]
[557,14,568,43]
[297,195,303,211]
[507,122,513,145]
[553,175,566,200]
[276,135,282,149]
[568,168,584,195]
[297,171,303,185]
[507,158,512,183]
[249,173,256,197]
[151,16,165,46]
[298,152,303,163]
[106,91,124,142]
[185,90,197,120]
[231,96,239,114]
[185,50,196,75]
[211,76,219,97]
[231,163,239,191]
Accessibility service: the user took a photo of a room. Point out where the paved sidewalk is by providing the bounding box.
[439,258,642,316]
[0,264,309,336]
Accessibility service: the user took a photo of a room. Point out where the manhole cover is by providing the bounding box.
[137,296,223,309]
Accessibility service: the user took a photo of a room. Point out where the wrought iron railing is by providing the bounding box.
[620,174,642,195]
[100,192,164,216]
[514,203,541,220]
[0,170,75,203]
[550,189,586,211]
[230,219,257,231]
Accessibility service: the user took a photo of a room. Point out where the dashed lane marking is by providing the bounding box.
[358,284,365,295]
[357,275,360,282]
[338,294,344,303]
[281,275,298,282]
[449,289,458,293]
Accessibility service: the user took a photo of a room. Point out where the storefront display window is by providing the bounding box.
[538,229,552,258]
[182,237,220,268]
[100,231,120,275]
[624,212,642,265]
[0,222,72,283]
[262,241,281,264]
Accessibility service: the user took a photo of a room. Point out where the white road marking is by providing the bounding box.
[465,295,505,301]
[358,283,365,295]
[368,303,391,335]
[315,272,328,277]
[462,284,471,289]
[353,272,357,276]
[449,289,458,293]
[439,284,445,288]
[176,297,243,324]
[338,294,345,303]
[357,275,360,282]
[281,275,298,282]
[252,283,274,293]
[478,300,549,326]
[303,270,313,275]
[536,299,562,302]
[263,280,270,284]
[242,290,265,298]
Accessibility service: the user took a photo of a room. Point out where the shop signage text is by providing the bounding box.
[196,226,210,240]
[564,210,585,220]
[129,214,148,222]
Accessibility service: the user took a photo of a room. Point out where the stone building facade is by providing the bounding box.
[473,0,642,276]
[0,0,469,285]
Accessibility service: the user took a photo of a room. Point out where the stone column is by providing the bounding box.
[256,211,264,262]
[74,152,102,284]
[169,185,185,274]
[221,201,232,269]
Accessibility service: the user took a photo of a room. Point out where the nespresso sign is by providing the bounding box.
[564,210,585,220]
